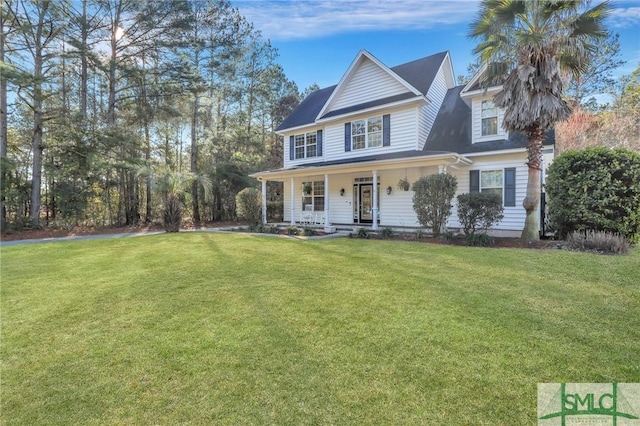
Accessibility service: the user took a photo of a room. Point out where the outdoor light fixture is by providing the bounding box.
[340,188,345,196]
[386,186,392,195]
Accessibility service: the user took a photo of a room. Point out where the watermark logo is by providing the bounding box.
[538,383,640,425]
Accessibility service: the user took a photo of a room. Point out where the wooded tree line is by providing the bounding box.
[1,0,303,230]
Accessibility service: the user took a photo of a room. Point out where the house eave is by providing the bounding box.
[316,50,425,120]
[460,86,502,99]
[250,152,473,181]
[315,96,428,124]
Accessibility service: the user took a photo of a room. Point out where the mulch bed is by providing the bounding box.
[364,232,559,249]
[0,221,244,242]
[2,222,559,249]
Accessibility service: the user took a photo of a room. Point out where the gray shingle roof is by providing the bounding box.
[277,85,336,131]
[424,86,555,154]
[276,51,449,132]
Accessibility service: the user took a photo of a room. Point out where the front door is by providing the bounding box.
[353,182,379,224]
[360,184,373,223]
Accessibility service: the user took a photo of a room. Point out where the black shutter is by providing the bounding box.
[289,135,294,161]
[317,130,323,156]
[383,114,390,146]
[470,170,480,193]
[504,167,516,207]
[344,122,351,152]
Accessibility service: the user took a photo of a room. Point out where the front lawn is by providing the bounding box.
[1,234,638,424]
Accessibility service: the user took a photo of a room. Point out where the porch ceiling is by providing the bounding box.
[250,152,473,181]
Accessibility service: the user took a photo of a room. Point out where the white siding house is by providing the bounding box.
[251,50,555,237]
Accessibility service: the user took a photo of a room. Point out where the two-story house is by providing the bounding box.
[250,50,554,236]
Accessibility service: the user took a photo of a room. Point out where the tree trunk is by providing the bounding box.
[145,121,152,222]
[80,0,88,118]
[521,126,545,241]
[30,4,47,227]
[30,109,43,226]
[0,6,7,231]
[191,95,200,226]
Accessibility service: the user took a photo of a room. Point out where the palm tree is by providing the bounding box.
[469,0,610,240]
[137,167,212,232]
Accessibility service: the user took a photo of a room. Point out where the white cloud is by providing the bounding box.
[233,0,480,40]
[608,6,640,28]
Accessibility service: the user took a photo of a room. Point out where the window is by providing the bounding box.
[302,181,324,211]
[481,100,498,136]
[295,134,305,159]
[480,170,503,196]
[352,115,383,150]
[294,132,319,159]
[469,168,516,207]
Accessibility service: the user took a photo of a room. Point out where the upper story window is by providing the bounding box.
[352,116,382,150]
[294,132,318,159]
[481,100,498,136]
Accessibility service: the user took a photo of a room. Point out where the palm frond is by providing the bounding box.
[570,1,611,38]
[493,0,524,25]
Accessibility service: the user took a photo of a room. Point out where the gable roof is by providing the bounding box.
[424,85,555,154]
[276,85,335,131]
[276,51,449,132]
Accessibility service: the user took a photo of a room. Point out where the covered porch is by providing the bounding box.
[251,152,473,233]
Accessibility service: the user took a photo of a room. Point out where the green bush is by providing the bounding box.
[235,187,262,224]
[302,227,317,236]
[464,233,495,247]
[412,174,457,237]
[565,230,630,255]
[356,228,369,239]
[286,226,299,236]
[546,148,640,242]
[380,227,394,239]
[456,192,504,235]
[163,194,182,233]
[267,200,283,222]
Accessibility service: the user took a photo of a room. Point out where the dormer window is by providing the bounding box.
[352,116,383,150]
[481,100,498,136]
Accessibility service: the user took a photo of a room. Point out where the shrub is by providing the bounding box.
[456,192,504,235]
[464,233,495,247]
[380,227,394,239]
[302,227,317,236]
[266,200,283,222]
[546,147,640,242]
[356,228,369,239]
[235,187,262,224]
[565,230,630,255]
[439,231,455,242]
[286,226,299,236]
[267,225,279,234]
[163,194,182,233]
[412,174,457,237]
[415,229,425,240]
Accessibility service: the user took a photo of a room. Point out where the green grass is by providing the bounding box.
[2,234,639,424]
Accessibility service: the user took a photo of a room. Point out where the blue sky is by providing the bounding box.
[232,0,640,92]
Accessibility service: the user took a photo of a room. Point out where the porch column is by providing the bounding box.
[290,178,295,225]
[261,179,267,225]
[372,170,378,230]
[324,174,330,228]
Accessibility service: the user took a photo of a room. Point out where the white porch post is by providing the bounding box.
[290,178,296,225]
[324,174,330,229]
[372,170,378,230]
[261,179,267,225]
